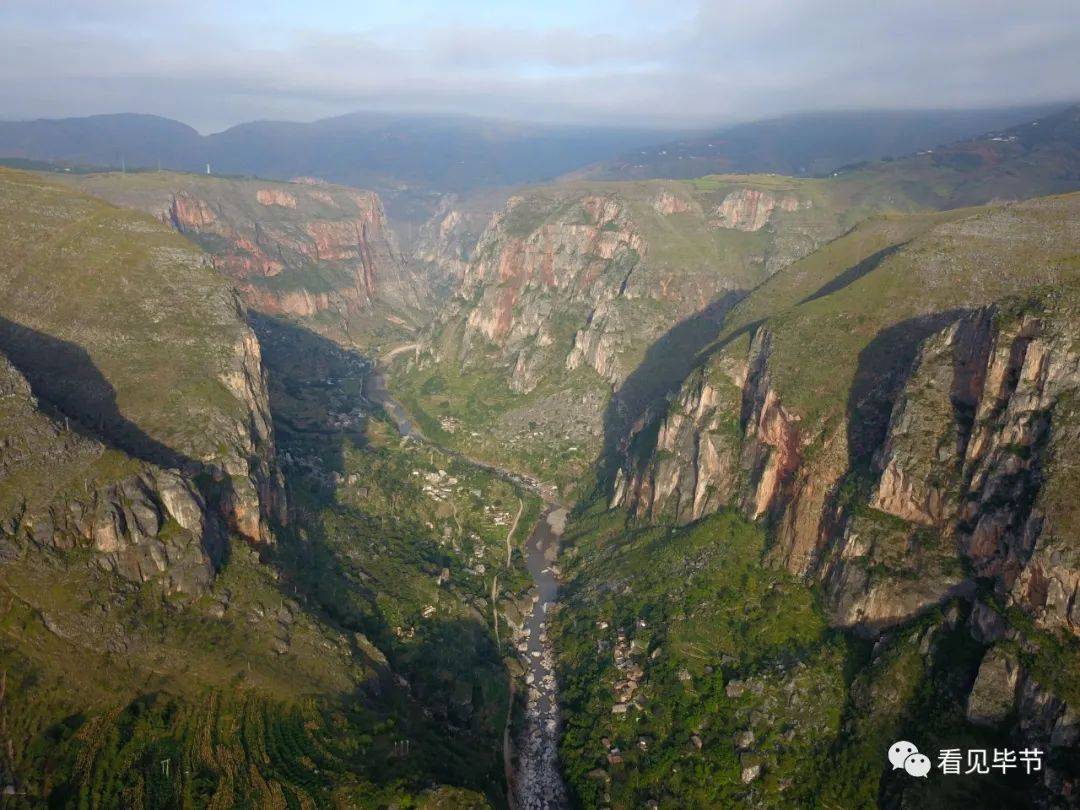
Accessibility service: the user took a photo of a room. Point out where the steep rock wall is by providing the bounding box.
[64,173,428,323]
[0,169,287,593]
[615,298,1080,642]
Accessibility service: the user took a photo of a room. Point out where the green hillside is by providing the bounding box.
[0,171,535,807]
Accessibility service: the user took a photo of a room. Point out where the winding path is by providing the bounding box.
[506,497,524,568]
[380,342,419,363]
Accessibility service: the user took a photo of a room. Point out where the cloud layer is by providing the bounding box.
[2,0,1077,131]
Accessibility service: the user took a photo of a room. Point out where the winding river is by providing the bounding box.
[366,367,570,807]
[514,506,570,809]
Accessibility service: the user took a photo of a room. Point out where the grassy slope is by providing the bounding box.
[56,170,425,355]
[0,168,249,461]
[0,170,537,807]
[553,505,844,807]
[708,193,1080,429]
[0,356,141,517]
[553,502,1043,809]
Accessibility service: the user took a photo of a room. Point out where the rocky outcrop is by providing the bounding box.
[0,357,215,594]
[455,193,649,392]
[69,173,428,323]
[967,645,1022,726]
[255,188,298,208]
[215,316,287,544]
[412,196,497,293]
[169,192,216,228]
[867,306,1080,635]
[711,188,807,232]
[53,469,216,594]
[437,184,828,399]
[959,641,1080,796]
[652,190,693,215]
[612,352,744,523]
[166,185,404,316]
[0,169,289,592]
[614,297,1079,637]
[615,327,805,530]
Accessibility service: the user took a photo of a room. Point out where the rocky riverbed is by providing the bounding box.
[370,366,570,806]
[513,507,570,809]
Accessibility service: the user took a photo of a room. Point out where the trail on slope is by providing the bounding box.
[506,497,524,568]
[380,342,419,362]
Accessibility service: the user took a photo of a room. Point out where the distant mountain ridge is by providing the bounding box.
[0,112,665,203]
[1,106,1069,216]
[574,105,1069,181]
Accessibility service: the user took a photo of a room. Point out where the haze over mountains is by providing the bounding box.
[577,105,1064,180]
[0,105,1066,219]
[0,112,663,197]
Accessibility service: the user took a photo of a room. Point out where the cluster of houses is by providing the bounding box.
[412,468,459,502]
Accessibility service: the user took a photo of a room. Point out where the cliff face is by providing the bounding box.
[62,172,428,328]
[0,169,285,591]
[823,302,1079,635]
[612,323,824,570]
[613,195,1080,638]
[604,195,1080,796]
[711,187,809,231]
[450,182,837,394]
[459,193,652,392]
[399,178,855,492]
[411,193,502,296]
[859,305,1080,633]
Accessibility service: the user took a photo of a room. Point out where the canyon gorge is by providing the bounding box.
[1,102,1079,808]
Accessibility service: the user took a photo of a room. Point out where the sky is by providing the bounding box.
[1,0,1078,133]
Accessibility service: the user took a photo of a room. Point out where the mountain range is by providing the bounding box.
[0,105,1065,222]
[574,106,1064,180]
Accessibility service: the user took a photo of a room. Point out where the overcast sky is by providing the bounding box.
[2,0,1078,132]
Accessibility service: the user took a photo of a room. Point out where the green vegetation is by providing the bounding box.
[552,505,848,807]
[4,105,1080,809]
[392,353,604,498]
[253,314,547,802]
[0,172,544,807]
[0,309,536,805]
[551,503,1050,808]
[0,168,252,461]
[54,169,430,359]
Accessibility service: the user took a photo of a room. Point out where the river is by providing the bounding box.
[366,366,570,807]
[513,506,570,809]
[364,366,421,440]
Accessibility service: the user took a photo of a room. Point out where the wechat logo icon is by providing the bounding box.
[888,740,931,777]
